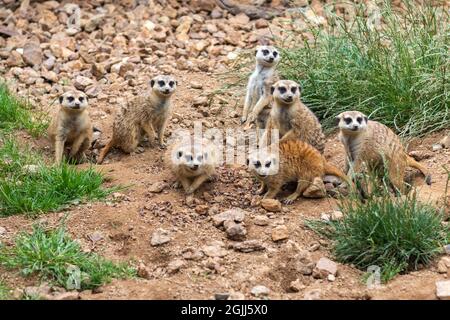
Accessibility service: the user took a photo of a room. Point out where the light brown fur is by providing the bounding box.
[337,110,432,194]
[97,75,177,164]
[166,137,218,194]
[263,80,325,153]
[247,139,349,204]
[48,90,93,164]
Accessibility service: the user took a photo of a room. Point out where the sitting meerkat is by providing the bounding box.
[262,80,325,153]
[166,137,218,194]
[247,139,349,204]
[97,75,177,164]
[48,90,93,164]
[241,45,280,130]
[336,110,432,194]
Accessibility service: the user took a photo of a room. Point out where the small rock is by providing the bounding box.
[439,136,450,149]
[74,76,94,90]
[261,199,282,212]
[190,81,203,89]
[0,226,6,235]
[23,42,42,67]
[254,215,269,226]
[233,240,266,253]
[432,143,443,151]
[304,289,321,300]
[444,244,450,255]
[202,241,228,257]
[271,225,289,242]
[250,285,270,297]
[255,19,269,29]
[327,274,336,282]
[150,228,171,246]
[228,291,245,300]
[212,209,246,227]
[23,164,39,174]
[330,210,344,221]
[224,220,247,241]
[6,51,24,67]
[167,259,185,274]
[214,293,229,300]
[313,257,338,279]
[137,263,152,279]
[408,150,434,161]
[289,279,305,292]
[192,96,208,107]
[303,177,327,198]
[52,292,80,300]
[148,181,168,193]
[88,231,103,243]
[437,257,450,273]
[436,280,450,300]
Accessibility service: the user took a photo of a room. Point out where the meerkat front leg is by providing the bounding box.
[69,134,88,158]
[157,118,169,148]
[179,177,192,193]
[284,180,310,205]
[279,129,297,143]
[186,174,209,194]
[257,180,267,195]
[263,183,282,199]
[142,122,157,146]
[245,95,270,129]
[241,88,253,124]
[54,137,66,164]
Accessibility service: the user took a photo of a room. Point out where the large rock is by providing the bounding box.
[271,225,289,242]
[224,220,247,241]
[150,228,171,246]
[212,209,246,227]
[303,177,327,198]
[250,285,270,297]
[74,76,94,90]
[261,198,282,212]
[233,240,265,253]
[436,280,450,300]
[313,257,338,279]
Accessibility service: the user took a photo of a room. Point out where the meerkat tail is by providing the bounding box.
[324,162,351,185]
[97,139,114,164]
[406,156,432,185]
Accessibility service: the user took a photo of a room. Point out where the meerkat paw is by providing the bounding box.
[159,142,167,149]
[240,116,247,124]
[256,185,266,195]
[283,195,298,205]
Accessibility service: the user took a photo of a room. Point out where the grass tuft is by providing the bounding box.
[0,224,135,290]
[305,183,450,282]
[0,137,117,217]
[278,1,449,137]
[0,83,48,137]
[0,280,11,300]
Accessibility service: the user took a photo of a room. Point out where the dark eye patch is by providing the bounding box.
[262,49,269,56]
[169,81,175,87]
[186,155,193,162]
[158,80,165,87]
[254,160,261,168]
[197,155,203,161]
[278,87,287,94]
[291,87,297,94]
[246,158,250,166]
[79,96,84,102]
[344,117,352,125]
[265,161,271,168]
[273,51,278,57]
[68,96,75,102]
[357,117,363,123]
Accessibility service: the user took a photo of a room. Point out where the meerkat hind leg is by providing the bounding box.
[263,183,282,200]
[284,180,310,204]
[257,181,267,195]
[187,175,209,194]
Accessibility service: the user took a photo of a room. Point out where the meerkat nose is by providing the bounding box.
[192,164,199,170]
[164,89,170,94]
[268,57,274,62]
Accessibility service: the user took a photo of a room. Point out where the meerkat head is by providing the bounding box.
[150,75,177,97]
[58,90,88,111]
[246,148,279,179]
[255,45,280,67]
[173,142,210,173]
[271,80,301,105]
[336,111,369,134]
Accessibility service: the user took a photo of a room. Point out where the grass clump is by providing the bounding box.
[306,183,450,282]
[0,138,116,217]
[0,83,48,137]
[0,224,135,290]
[0,280,11,300]
[278,1,449,137]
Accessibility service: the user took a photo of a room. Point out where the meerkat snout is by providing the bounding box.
[271,80,300,105]
[256,45,280,67]
[247,149,279,178]
[59,91,88,111]
[336,111,368,133]
[150,75,177,97]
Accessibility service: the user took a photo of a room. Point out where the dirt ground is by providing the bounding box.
[1,69,449,300]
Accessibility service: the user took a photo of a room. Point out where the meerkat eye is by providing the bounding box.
[158,80,165,87]
[278,87,287,94]
[254,161,261,168]
[246,158,250,166]
[197,155,203,161]
[291,87,297,94]
[344,117,352,125]
[273,51,278,57]
[265,161,271,168]
[262,49,269,56]
[187,155,193,162]
[67,96,75,102]
[177,151,183,159]
[168,81,175,87]
[79,96,84,102]
[357,117,363,124]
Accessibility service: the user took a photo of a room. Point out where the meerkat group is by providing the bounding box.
[47,44,432,201]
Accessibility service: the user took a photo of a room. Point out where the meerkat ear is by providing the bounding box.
[150,79,155,87]
[246,158,250,166]
[270,86,275,95]
[177,151,183,159]
[203,152,208,160]
[364,116,368,122]
[59,96,64,104]
[335,115,341,126]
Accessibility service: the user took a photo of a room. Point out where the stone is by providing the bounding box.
[303,289,321,300]
[202,241,228,257]
[228,291,245,300]
[254,215,269,226]
[439,136,450,148]
[190,81,203,89]
[148,181,168,193]
[408,150,434,161]
[323,175,342,187]
[444,244,450,255]
[74,76,94,90]
[212,208,246,227]
[137,263,152,279]
[233,240,266,253]
[23,42,42,67]
[289,279,305,292]
[313,257,338,279]
[330,210,344,221]
[303,177,327,198]
[295,250,315,275]
[250,285,270,297]
[255,19,269,29]
[41,70,58,83]
[224,220,247,241]
[271,225,289,242]
[436,280,450,300]
[6,51,24,67]
[24,284,52,299]
[23,164,39,174]
[214,293,229,300]
[167,259,185,274]
[229,13,250,27]
[52,292,80,300]
[0,226,6,235]
[437,257,450,273]
[261,199,282,212]
[192,96,208,107]
[150,228,171,246]
[432,143,443,151]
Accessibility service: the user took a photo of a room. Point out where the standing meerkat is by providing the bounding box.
[241,45,280,129]
[336,111,432,194]
[97,75,177,164]
[166,137,218,194]
[48,90,93,164]
[262,80,325,153]
[247,139,349,204]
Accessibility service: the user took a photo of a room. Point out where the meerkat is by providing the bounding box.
[166,137,218,194]
[97,75,177,164]
[247,139,349,204]
[262,80,325,153]
[336,111,432,194]
[241,45,280,130]
[48,90,93,164]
